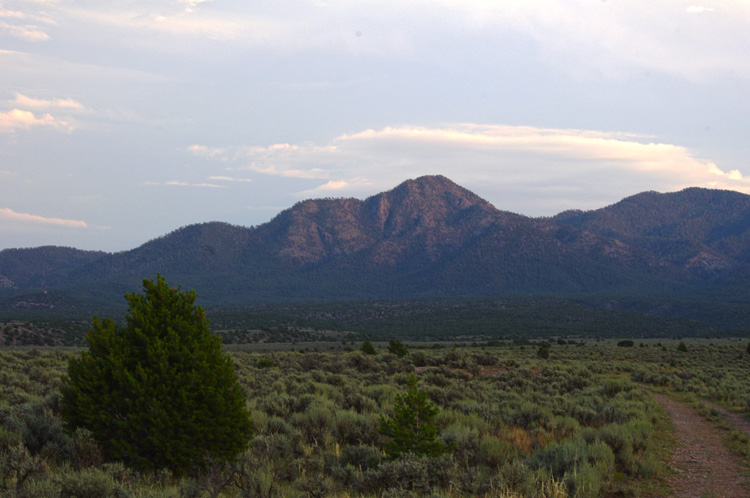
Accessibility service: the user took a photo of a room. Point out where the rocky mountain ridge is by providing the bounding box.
[2,175,750,326]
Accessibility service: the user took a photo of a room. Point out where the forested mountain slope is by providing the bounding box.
[1,176,749,330]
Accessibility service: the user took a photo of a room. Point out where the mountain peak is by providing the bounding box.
[261,175,502,265]
[383,175,482,204]
[364,175,498,237]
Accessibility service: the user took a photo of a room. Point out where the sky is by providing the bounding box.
[1,0,750,252]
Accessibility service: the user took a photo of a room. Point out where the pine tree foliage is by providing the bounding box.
[379,375,452,459]
[387,339,408,357]
[360,340,376,355]
[60,275,252,475]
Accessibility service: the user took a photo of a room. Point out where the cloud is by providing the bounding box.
[317,180,349,191]
[0,21,49,41]
[188,144,227,158]
[144,180,224,188]
[189,123,750,215]
[0,9,26,19]
[0,208,87,228]
[686,6,715,14]
[179,0,212,12]
[207,176,252,182]
[0,108,71,132]
[11,93,85,110]
[43,1,750,82]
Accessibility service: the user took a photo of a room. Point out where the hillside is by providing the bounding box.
[1,176,750,331]
[553,188,750,273]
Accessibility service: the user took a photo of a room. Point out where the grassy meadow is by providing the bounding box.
[1,339,749,497]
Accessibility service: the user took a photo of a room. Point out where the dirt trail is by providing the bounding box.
[707,401,750,437]
[653,393,750,498]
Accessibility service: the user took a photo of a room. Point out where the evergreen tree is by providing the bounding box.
[379,375,452,459]
[61,275,252,475]
[360,339,377,355]
[387,338,409,358]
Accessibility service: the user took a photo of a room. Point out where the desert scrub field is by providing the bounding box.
[0,340,749,497]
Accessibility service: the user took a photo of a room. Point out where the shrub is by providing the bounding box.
[0,440,47,492]
[478,434,513,467]
[527,439,589,479]
[334,410,378,446]
[339,445,381,471]
[387,339,409,358]
[363,453,453,494]
[360,340,377,355]
[61,275,253,475]
[410,351,426,366]
[256,357,276,369]
[234,457,278,498]
[58,467,116,498]
[379,375,452,459]
[71,428,104,470]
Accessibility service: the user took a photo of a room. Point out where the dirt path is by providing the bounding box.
[706,401,750,437]
[653,393,750,498]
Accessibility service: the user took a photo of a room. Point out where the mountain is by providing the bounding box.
[553,188,750,274]
[1,176,750,329]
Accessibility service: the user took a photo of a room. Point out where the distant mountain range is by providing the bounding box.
[2,175,750,330]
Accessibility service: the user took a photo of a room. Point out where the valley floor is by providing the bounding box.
[2,339,750,497]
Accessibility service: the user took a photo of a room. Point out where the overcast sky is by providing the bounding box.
[2,0,749,251]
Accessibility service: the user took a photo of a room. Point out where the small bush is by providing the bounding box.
[362,453,452,494]
[360,340,377,355]
[235,459,278,498]
[379,375,452,459]
[58,467,116,498]
[340,444,381,471]
[0,440,48,492]
[71,428,104,470]
[256,357,277,369]
[387,339,409,358]
[478,434,513,467]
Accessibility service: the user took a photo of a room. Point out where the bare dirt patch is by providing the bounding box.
[653,393,750,498]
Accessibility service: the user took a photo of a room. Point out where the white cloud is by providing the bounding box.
[145,180,224,188]
[0,21,49,41]
[188,144,227,158]
[190,123,750,215]
[11,93,85,110]
[317,180,349,191]
[179,0,212,13]
[42,1,750,82]
[0,108,71,132]
[0,9,26,19]
[207,176,252,182]
[686,6,715,14]
[0,208,87,228]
